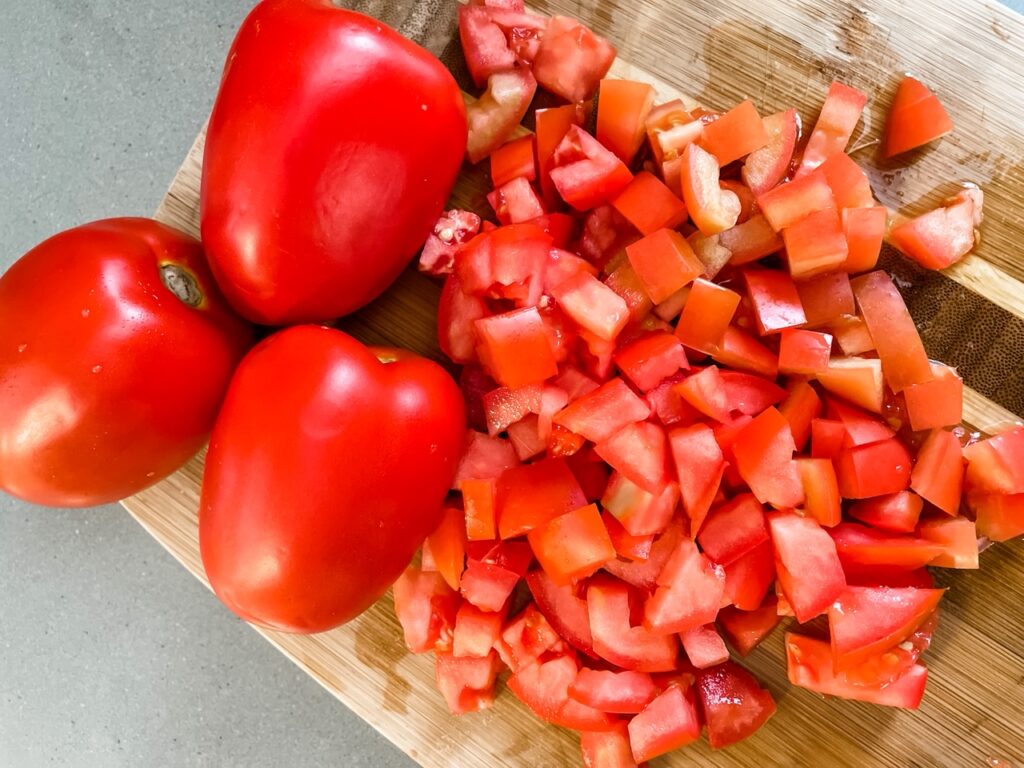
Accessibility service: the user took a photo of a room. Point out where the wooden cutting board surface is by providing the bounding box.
[123,1,1024,765]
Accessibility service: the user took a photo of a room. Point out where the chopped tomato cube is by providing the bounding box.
[462,477,498,540]
[711,327,779,379]
[438,275,488,364]
[490,135,537,188]
[732,407,804,508]
[888,188,982,270]
[697,493,769,566]
[851,270,933,392]
[507,653,616,731]
[811,418,846,459]
[968,492,1024,543]
[779,379,823,451]
[786,632,928,709]
[603,511,654,561]
[566,446,611,502]
[910,429,964,516]
[554,378,651,443]
[682,143,741,235]
[902,362,963,432]
[580,723,640,768]
[680,624,730,669]
[460,558,520,612]
[532,15,616,102]
[628,684,701,762]
[595,421,669,493]
[796,457,842,527]
[597,79,656,164]
[602,472,679,537]
[917,515,977,569]
[676,278,742,354]
[603,262,655,323]
[669,423,726,535]
[848,491,924,533]
[742,108,799,196]
[507,414,543,460]
[743,268,807,335]
[476,307,559,389]
[528,503,616,585]
[675,366,732,423]
[393,567,458,653]
[836,437,912,499]
[482,383,542,436]
[458,5,542,87]
[718,214,785,264]
[496,602,562,672]
[644,538,726,634]
[795,271,856,326]
[768,512,846,622]
[840,205,887,273]
[884,75,954,157]
[646,99,703,165]
[550,270,631,342]
[722,539,776,611]
[717,598,782,655]
[536,103,590,204]
[699,100,770,166]
[816,357,884,414]
[818,150,874,209]
[824,396,895,446]
[487,176,546,224]
[435,651,501,714]
[603,518,685,591]
[783,207,850,279]
[454,430,518,487]
[551,125,634,211]
[719,371,787,415]
[423,506,468,591]
[588,577,679,672]
[696,661,777,748]
[613,331,688,392]
[612,171,688,235]
[569,668,658,714]
[757,169,834,232]
[779,329,832,375]
[829,313,876,356]
[466,69,538,164]
[525,569,594,656]
[830,522,944,570]
[497,457,587,538]
[963,426,1024,495]
[625,228,704,304]
[420,210,482,277]
[453,603,505,659]
[796,81,868,175]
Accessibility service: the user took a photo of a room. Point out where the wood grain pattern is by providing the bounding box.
[126,1,1024,766]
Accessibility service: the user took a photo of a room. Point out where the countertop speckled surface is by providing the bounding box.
[3,1,1023,766]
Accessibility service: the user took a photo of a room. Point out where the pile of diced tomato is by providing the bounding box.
[395,2,1022,765]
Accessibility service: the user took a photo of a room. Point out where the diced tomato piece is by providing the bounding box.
[496,602,563,672]
[786,632,928,709]
[567,446,612,502]
[624,228,704,304]
[460,558,519,612]
[462,477,498,540]
[829,585,944,670]
[603,511,654,561]
[508,654,616,731]
[569,668,658,714]
[490,135,537,188]
[487,176,546,224]
[697,493,769,566]
[969,492,1024,543]
[890,187,982,270]
[497,457,587,539]
[438,275,487,364]
[628,684,701,762]
[612,171,688,236]
[536,103,590,204]
[646,372,700,428]
[588,577,680,672]
[699,100,770,166]
[779,329,832,375]
[526,569,595,656]
[466,539,534,577]
[602,262,653,324]
[910,429,964,516]
[482,384,541,436]
[795,457,841,527]
[824,397,894,446]
[420,210,482,277]
[719,371,787,416]
[818,151,874,210]
[532,15,616,102]
[783,207,850,279]
[902,362,963,432]
[849,491,924,533]
[528,503,616,585]
[717,598,781,655]
[839,205,887,274]
[696,661,777,749]
[830,522,944,570]
[758,170,834,232]
[551,125,634,211]
[423,506,467,591]
[674,366,731,423]
[580,723,639,768]
[742,108,799,196]
[816,357,884,414]
[466,68,538,164]
[554,378,651,443]
[646,99,703,165]
[829,313,876,356]
[595,422,669,493]
[796,82,868,175]
[453,603,505,659]
[614,332,688,393]
[744,268,807,335]
[884,75,954,157]
[963,425,1024,495]
[476,307,558,389]
[676,278,742,353]
[603,518,685,591]
[716,214,784,265]
[711,327,779,378]
[768,512,846,622]
[556,366,601,402]
[682,143,741,235]
[435,651,501,714]
[722,539,775,611]
[393,567,459,653]
[779,379,822,451]
[918,516,979,569]
[458,5,533,87]
[836,437,912,499]
[550,270,631,343]
[454,430,518,487]
[732,407,804,508]
[680,624,730,669]
[602,473,679,537]
[851,270,932,392]
[686,231,732,280]
[645,538,726,635]
[597,79,656,164]
[669,423,726,536]
[796,271,856,326]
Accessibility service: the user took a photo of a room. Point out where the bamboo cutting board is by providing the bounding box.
[124,1,1024,766]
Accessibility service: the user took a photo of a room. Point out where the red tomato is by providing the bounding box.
[627,684,701,762]
[532,16,616,102]
[757,169,834,231]
[698,100,770,166]
[625,229,704,304]
[717,598,782,655]
[525,569,595,656]
[0,218,252,507]
[467,69,539,164]
[697,494,769,566]
[696,662,777,748]
[528,503,616,584]
[910,429,965,516]
[768,512,846,623]
[580,723,640,768]
[783,207,850,279]
[644,538,726,634]
[963,425,1024,495]
[681,143,741,235]
[597,79,656,164]
[902,362,964,432]
[435,651,501,714]
[884,75,954,157]
[732,407,804,508]
[829,523,944,570]
[507,654,616,731]
[743,268,807,335]
[795,81,867,176]
[840,206,887,273]
[587,577,680,672]
[199,327,466,633]
[721,540,776,611]
[836,437,913,499]
[201,2,466,324]
[888,188,982,270]
[742,108,799,196]
[675,279,741,353]
[669,423,726,534]
[569,668,658,714]
[917,516,979,569]
[458,5,545,87]
[680,624,730,669]
[551,125,635,211]
[718,214,785,265]
[818,151,874,209]
[848,491,924,533]
[419,209,482,277]
[612,172,689,236]
[779,329,833,375]
[393,566,459,654]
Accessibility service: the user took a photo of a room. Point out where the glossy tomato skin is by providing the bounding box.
[201,1,467,325]
[0,218,253,508]
[199,326,467,633]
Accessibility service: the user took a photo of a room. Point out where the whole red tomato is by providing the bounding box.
[199,325,466,633]
[0,218,254,507]
[200,0,467,325]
